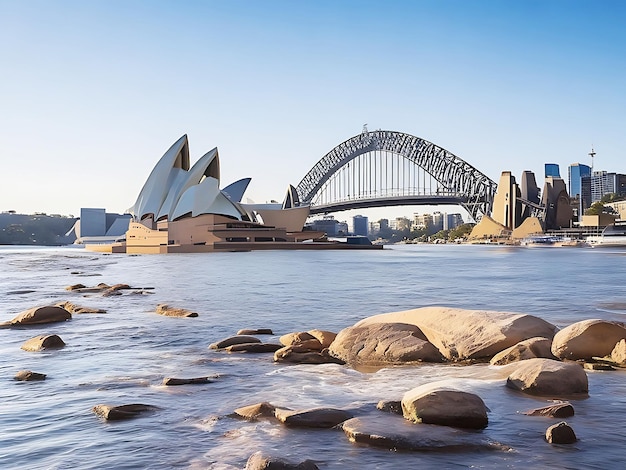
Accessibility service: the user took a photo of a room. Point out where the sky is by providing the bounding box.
[1,0,624,220]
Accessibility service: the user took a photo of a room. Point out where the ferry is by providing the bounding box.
[587,224,626,248]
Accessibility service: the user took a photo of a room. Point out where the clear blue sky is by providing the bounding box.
[1,0,624,217]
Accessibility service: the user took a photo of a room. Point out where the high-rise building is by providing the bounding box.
[568,163,592,198]
[545,163,561,179]
[590,171,626,203]
[352,215,369,236]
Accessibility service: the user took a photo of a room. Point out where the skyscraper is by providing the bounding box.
[545,163,561,179]
[568,163,592,198]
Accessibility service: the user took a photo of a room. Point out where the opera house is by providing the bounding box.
[89,135,378,253]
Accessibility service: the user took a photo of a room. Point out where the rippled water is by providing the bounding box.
[2,244,626,469]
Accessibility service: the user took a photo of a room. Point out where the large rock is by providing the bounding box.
[92,404,158,420]
[506,358,588,396]
[226,343,283,353]
[14,370,47,381]
[401,384,488,429]
[328,322,444,366]
[610,339,626,365]
[545,421,577,444]
[355,306,556,361]
[237,328,274,335]
[21,334,65,351]
[245,452,319,470]
[274,407,353,428]
[307,330,337,348]
[233,402,277,420]
[522,402,574,418]
[490,337,556,365]
[551,319,626,360]
[6,306,71,326]
[279,332,323,351]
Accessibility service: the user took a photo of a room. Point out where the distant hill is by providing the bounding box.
[0,213,77,245]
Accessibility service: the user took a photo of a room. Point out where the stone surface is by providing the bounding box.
[610,339,626,365]
[155,304,198,317]
[522,402,575,418]
[545,421,577,444]
[490,337,556,365]
[328,322,444,366]
[245,452,319,470]
[233,402,277,420]
[401,384,489,429]
[274,407,353,428]
[279,332,322,350]
[551,319,626,360]
[210,335,261,349]
[376,400,403,414]
[273,346,345,364]
[355,306,556,361]
[56,301,106,314]
[237,328,274,335]
[92,404,158,420]
[21,334,65,351]
[8,306,71,326]
[162,376,214,386]
[506,358,588,396]
[226,343,283,353]
[14,370,47,381]
[307,329,337,348]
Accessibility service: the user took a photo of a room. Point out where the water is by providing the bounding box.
[1,244,626,469]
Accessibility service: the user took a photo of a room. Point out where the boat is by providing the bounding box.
[520,235,562,247]
[587,224,626,248]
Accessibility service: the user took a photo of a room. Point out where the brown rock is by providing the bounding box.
[273,346,345,364]
[522,402,575,418]
[92,404,158,420]
[610,339,626,365]
[490,337,556,365]
[551,319,626,360]
[237,328,274,335]
[209,335,261,349]
[155,304,198,317]
[56,301,106,314]
[14,370,47,381]
[506,358,588,396]
[9,306,71,326]
[279,332,318,347]
[226,343,283,353]
[307,329,337,348]
[583,362,614,371]
[233,402,277,420]
[545,421,577,444]
[274,407,353,428]
[162,376,214,386]
[376,400,403,414]
[21,334,65,351]
[245,452,319,470]
[66,283,86,291]
[401,385,488,429]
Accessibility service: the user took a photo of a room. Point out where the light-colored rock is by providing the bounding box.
[92,404,158,420]
[237,328,274,335]
[274,407,353,428]
[8,306,71,326]
[376,400,402,414]
[611,339,626,365]
[307,329,337,348]
[583,362,614,371]
[273,346,345,364]
[233,402,277,420]
[506,358,588,396]
[226,343,283,353]
[490,337,556,365]
[279,332,322,350]
[551,319,626,360]
[14,370,47,381]
[56,301,106,314]
[355,306,556,361]
[545,421,577,444]
[245,452,319,470]
[209,335,261,349]
[522,402,574,418]
[155,304,198,317]
[328,322,444,366]
[401,384,488,429]
[21,334,65,351]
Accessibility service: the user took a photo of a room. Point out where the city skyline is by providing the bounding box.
[1,0,625,216]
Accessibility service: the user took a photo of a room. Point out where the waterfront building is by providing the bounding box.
[568,163,591,198]
[542,176,572,229]
[352,215,368,236]
[307,216,348,236]
[443,213,464,231]
[69,208,131,244]
[545,163,561,179]
[491,171,521,229]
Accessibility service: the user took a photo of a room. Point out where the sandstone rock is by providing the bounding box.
[506,358,588,396]
[376,400,403,414]
[273,346,345,364]
[155,304,198,317]
[233,402,277,420]
[55,301,106,314]
[545,421,577,444]
[342,416,509,452]
[328,322,444,366]
[522,402,574,418]
[552,319,626,360]
[21,334,65,351]
[14,370,47,381]
[66,283,86,291]
[279,332,322,350]
[237,328,274,335]
[490,337,556,365]
[610,339,626,365]
[92,404,158,420]
[245,452,319,470]
[226,343,283,353]
[307,329,337,348]
[209,335,261,349]
[162,376,214,386]
[401,384,488,429]
[355,306,556,361]
[274,407,353,428]
[8,306,71,326]
[583,362,614,371]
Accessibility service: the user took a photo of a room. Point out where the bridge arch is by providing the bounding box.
[296,130,498,221]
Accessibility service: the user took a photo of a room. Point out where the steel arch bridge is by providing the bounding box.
[296,130,499,221]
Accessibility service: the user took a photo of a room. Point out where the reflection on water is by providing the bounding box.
[1,244,626,468]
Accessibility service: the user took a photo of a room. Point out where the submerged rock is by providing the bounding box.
[376,400,403,415]
[14,370,47,381]
[92,404,158,420]
[162,376,215,386]
[551,319,626,361]
[155,304,198,317]
[237,328,274,335]
[490,337,556,365]
[545,421,577,444]
[56,301,106,314]
[506,358,588,397]
[245,452,319,470]
[522,402,575,418]
[6,306,71,326]
[21,334,65,351]
[274,407,353,428]
[226,343,283,353]
[273,346,345,364]
[233,402,277,420]
[209,335,261,349]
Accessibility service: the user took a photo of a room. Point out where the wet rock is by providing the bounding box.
[522,402,575,418]
[551,319,626,361]
[245,451,319,470]
[21,334,66,351]
[14,370,47,381]
[155,304,198,318]
[342,415,510,452]
[7,290,36,295]
[6,306,71,326]
[226,343,283,353]
[279,332,323,351]
[402,384,488,429]
[490,337,556,365]
[583,362,614,371]
[209,335,261,349]
[506,358,588,397]
[273,346,345,364]
[307,329,337,348]
[376,400,403,414]
[545,421,577,444]
[66,283,87,291]
[328,322,444,366]
[274,407,353,428]
[162,376,215,386]
[237,328,274,335]
[355,306,557,361]
[92,404,158,420]
[233,402,277,420]
[55,301,106,314]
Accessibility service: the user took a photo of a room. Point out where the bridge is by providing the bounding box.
[296,129,499,221]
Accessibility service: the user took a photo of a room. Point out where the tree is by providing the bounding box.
[448,223,475,240]
[585,201,615,216]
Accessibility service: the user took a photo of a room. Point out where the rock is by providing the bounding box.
[14,370,47,381]
[55,301,106,314]
[522,402,575,418]
[490,337,556,365]
[155,304,198,317]
[209,335,261,349]
[610,339,626,365]
[376,400,403,414]
[273,346,345,364]
[233,402,277,420]
[92,404,158,420]
[162,376,215,386]
[21,334,65,351]
[355,306,556,361]
[307,329,337,348]
[237,328,274,335]
[506,358,588,396]
[8,306,71,326]
[66,283,86,291]
[245,451,319,470]
[551,319,626,360]
[545,421,577,444]
[226,343,283,353]
[279,332,322,350]
[328,322,444,366]
[583,362,614,371]
[274,407,353,428]
[401,384,488,429]
[342,416,510,452]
